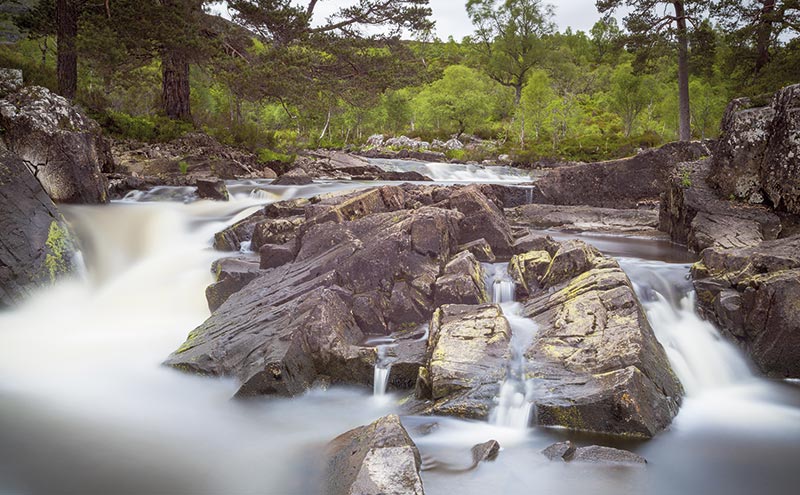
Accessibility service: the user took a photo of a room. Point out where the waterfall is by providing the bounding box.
[485,263,516,304]
[373,345,392,397]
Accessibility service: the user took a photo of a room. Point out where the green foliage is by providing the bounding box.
[257,148,294,165]
[101,111,193,142]
[681,169,693,188]
[178,160,189,175]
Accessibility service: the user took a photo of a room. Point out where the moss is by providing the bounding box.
[175,327,205,354]
[551,406,584,429]
[44,220,72,283]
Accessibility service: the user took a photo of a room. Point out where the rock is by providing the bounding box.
[205,256,260,312]
[0,86,111,203]
[301,150,386,179]
[458,238,496,262]
[541,441,646,465]
[251,216,303,252]
[213,210,265,252]
[709,84,800,214]
[0,68,23,97]
[692,236,800,377]
[471,440,500,464]
[413,304,512,420]
[508,250,551,295]
[366,134,385,147]
[508,204,659,233]
[443,138,463,151]
[385,136,430,151]
[530,141,708,208]
[448,185,515,257]
[659,160,781,252]
[166,206,463,396]
[371,170,432,182]
[378,333,429,390]
[512,233,560,256]
[0,150,78,307]
[259,243,296,269]
[273,168,313,185]
[324,414,424,495]
[195,178,229,201]
[303,186,406,227]
[433,251,489,307]
[524,241,683,438]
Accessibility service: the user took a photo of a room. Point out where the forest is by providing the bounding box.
[1,0,798,163]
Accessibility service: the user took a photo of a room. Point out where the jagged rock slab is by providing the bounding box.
[509,204,659,233]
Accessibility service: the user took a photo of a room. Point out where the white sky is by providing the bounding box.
[210,0,615,41]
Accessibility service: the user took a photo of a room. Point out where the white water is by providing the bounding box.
[373,345,392,397]
[370,158,535,183]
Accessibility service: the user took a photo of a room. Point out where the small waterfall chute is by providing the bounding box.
[373,345,392,397]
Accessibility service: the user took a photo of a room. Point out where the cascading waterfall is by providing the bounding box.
[483,263,538,429]
[373,345,392,397]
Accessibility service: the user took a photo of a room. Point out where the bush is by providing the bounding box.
[101,111,193,142]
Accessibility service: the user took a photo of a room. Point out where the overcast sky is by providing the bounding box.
[211,1,615,40]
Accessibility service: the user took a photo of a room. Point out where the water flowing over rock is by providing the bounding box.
[709,84,800,214]
[0,150,78,307]
[659,160,781,252]
[523,240,683,438]
[692,236,800,378]
[0,86,111,203]
[529,141,708,208]
[324,414,425,495]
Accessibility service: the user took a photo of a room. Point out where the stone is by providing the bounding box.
[195,178,229,201]
[508,250,551,295]
[692,236,800,378]
[213,210,266,252]
[542,441,646,465]
[324,414,425,495]
[529,141,708,208]
[413,304,512,420]
[524,241,683,438]
[433,251,489,307]
[366,134,385,147]
[259,243,296,269]
[0,150,79,307]
[512,233,560,256]
[0,86,112,203]
[541,441,576,461]
[659,160,781,252]
[471,440,500,464]
[251,216,303,251]
[205,256,260,312]
[448,185,515,257]
[0,68,23,97]
[273,168,313,185]
[458,239,496,262]
[508,204,659,233]
[539,239,614,288]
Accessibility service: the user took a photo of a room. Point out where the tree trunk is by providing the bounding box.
[56,0,78,99]
[161,48,192,121]
[674,1,692,142]
[755,0,776,73]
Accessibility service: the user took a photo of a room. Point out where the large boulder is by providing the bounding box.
[447,185,515,257]
[433,251,489,307]
[0,68,23,97]
[709,84,800,214]
[542,441,646,465]
[205,256,261,312]
[530,141,708,208]
[0,150,78,307]
[166,205,463,397]
[324,415,425,495]
[692,236,800,378]
[523,241,683,438]
[195,178,229,201]
[413,304,512,420]
[659,160,781,252]
[0,86,111,203]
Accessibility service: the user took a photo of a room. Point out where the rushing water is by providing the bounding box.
[2,165,800,494]
[370,158,536,183]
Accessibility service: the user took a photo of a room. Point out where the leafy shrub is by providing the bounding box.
[101,111,193,142]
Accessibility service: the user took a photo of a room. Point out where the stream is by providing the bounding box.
[1,160,799,495]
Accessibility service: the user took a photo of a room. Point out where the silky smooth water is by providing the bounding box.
[1,173,799,495]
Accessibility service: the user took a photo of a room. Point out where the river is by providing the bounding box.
[1,160,799,494]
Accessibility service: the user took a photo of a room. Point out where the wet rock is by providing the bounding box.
[542,441,646,465]
[251,216,303,251]
[0,86,111,203]
[413,304,511,420]
[213,211,265,252]
[512,233,560,256]
[659,160,781,252]
[303,185,407,227]
[458,238,496,262]
[205,256,260,312]
[541,441,576,461]
[195,178,229,201]
[273,168,313,185]
[540,239,615,288]
[524,241,683,438]
[0,150,79,307]
[448,185,515,257]
[259,243,296,269]
[471,440,500,464]
[325,414,425,495]
[434,251,489,306]
[529,141,708,208]
[709,84,800,214]
[508,250,551,295]
[369,170,432,182]
[692,236,800,377]
[509,204,659,233]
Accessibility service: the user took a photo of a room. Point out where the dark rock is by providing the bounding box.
[530,141,708,208]
[509,204,659,233]
[213,210,265,252]
[692,236,800,377]
[303,185,406,227]
[324,414,425,495]
[471,440,500,464]
[512,233,560,256]
[448,185,515,257]
[524,241,683,438]
[508,250,551,295]
[273,168,313,185]
[0,150,78,307]
[458,239,496,262]
[542,441,646,465]
[0,68,23,97]
[413,304,511,420]
[540,239,615,288]
[659,160,781,252]
[0,86,112,203]
[195,178,229,201]
[541,441,576,461]
[433,251,489,307]
[709,84,800,214]
[205,256,260,312]
[259,243,296,269]
[251,216,303,251]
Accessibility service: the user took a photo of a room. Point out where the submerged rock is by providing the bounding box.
[542,441,646,465]
[692,236,800,378]
[324,414,425,495]
[195,178,229,201]
[0,86,111,203]
[0,150,78,307]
